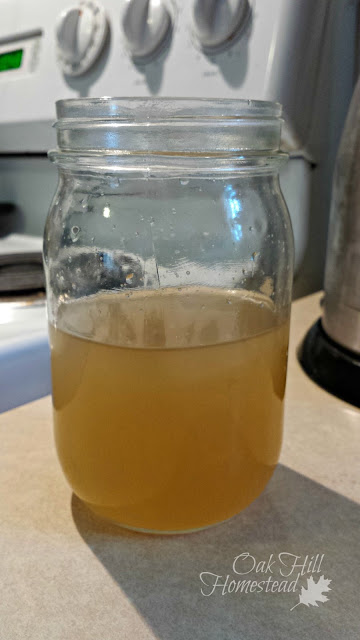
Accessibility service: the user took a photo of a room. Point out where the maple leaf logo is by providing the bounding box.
[290,575,332,611]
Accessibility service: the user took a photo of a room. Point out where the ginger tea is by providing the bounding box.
[50,287,289,533]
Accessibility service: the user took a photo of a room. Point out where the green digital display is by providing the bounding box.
[0,49,23,72]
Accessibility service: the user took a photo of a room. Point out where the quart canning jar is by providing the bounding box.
[44,98,293,533]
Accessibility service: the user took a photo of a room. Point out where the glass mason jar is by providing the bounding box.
[44,98,293,534]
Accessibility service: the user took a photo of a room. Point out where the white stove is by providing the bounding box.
[0,296,50,412]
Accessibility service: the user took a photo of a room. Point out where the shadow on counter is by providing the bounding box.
[71,464,360,640]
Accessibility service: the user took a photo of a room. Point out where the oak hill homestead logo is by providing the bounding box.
[199,553,331,611]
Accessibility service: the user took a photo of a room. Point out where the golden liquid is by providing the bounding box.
[50,287,289,533]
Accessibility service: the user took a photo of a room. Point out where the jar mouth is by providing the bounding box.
[56,97,282,120]
[53,97,283,155]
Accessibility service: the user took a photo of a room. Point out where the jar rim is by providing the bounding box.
[53,97,283,155]
[55,97,282,121]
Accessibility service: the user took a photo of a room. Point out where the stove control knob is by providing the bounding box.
[56,0,108,76]
[122,0,172,61]
[193,0,250,52]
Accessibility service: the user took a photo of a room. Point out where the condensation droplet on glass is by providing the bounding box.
[180,179,189,186]
[186,270,190,275]
[68,256,72,263]
[70,226,80,242]
[172,208,176,215]
[135,231,139,236]
[107,177,120,188]
[249,226,253,231]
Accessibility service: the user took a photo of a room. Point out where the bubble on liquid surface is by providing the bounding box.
[70,226,80,242]
[203,231,209,237]
[180,179,189,186]
[186,271,190,275]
